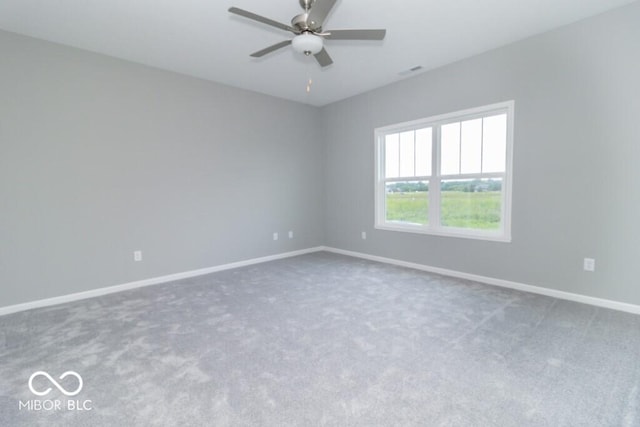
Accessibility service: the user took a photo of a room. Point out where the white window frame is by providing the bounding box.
[374,101,514,242]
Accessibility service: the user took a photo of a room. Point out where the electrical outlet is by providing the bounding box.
[583,258,595,272]
[288,231,293,239]
[361,231,367,240]
[273,232,278,241]
[134,250,142,262]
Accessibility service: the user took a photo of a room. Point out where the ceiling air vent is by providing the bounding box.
[398,65,423,76]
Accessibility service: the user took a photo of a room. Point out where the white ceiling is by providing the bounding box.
[0,0,636,106]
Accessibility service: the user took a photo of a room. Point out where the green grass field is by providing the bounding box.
[386,191,501,229]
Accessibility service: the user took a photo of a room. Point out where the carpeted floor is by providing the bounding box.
[1,252,639,426]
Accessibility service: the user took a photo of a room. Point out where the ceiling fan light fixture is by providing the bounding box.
[291,32,323,55]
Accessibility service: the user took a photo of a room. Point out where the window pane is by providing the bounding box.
[385,181,429,225]
[460,118,482,174]
[399,131,415,177]
[440,178,502,230]
[441,122,460,175]
[415,127,432,176]
[385,133,399,178]
[482,114,507,173]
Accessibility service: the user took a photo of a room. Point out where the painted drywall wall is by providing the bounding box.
[0,30,324,307]
[322,2,640,304]
[2,2,639,310]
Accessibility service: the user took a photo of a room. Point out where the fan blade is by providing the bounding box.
[325,29,386,40]
[229,7,297,33]
[314,48,333,67]
[307,0,337,28]
[250,40,292,58]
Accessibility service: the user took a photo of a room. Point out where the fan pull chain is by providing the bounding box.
[306,78,313,93]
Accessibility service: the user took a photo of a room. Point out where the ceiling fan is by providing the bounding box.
[228,0,386,67]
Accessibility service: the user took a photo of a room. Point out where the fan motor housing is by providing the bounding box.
[292,13,322,33]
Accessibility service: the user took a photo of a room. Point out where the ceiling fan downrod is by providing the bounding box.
[299,0,315,11]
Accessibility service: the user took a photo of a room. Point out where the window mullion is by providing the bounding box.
[413,130,417,176]
[397,134,401,177]
[430,125,441,228]
[480,117,485,174]
[458,121,462,175]
[376,134,385,226]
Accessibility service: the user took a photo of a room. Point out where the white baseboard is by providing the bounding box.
[0,247,324,317]
[321,246,640,315]
[3,245,639,317]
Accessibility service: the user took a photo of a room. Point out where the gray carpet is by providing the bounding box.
[1,252,639,426]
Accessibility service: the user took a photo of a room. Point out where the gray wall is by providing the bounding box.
[0,30,324,307]
[322,3,640,304]
[2,2,640,309]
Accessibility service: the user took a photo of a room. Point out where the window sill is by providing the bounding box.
[374,223,512,243]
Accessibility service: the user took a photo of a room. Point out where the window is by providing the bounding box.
[375,101,514,241]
